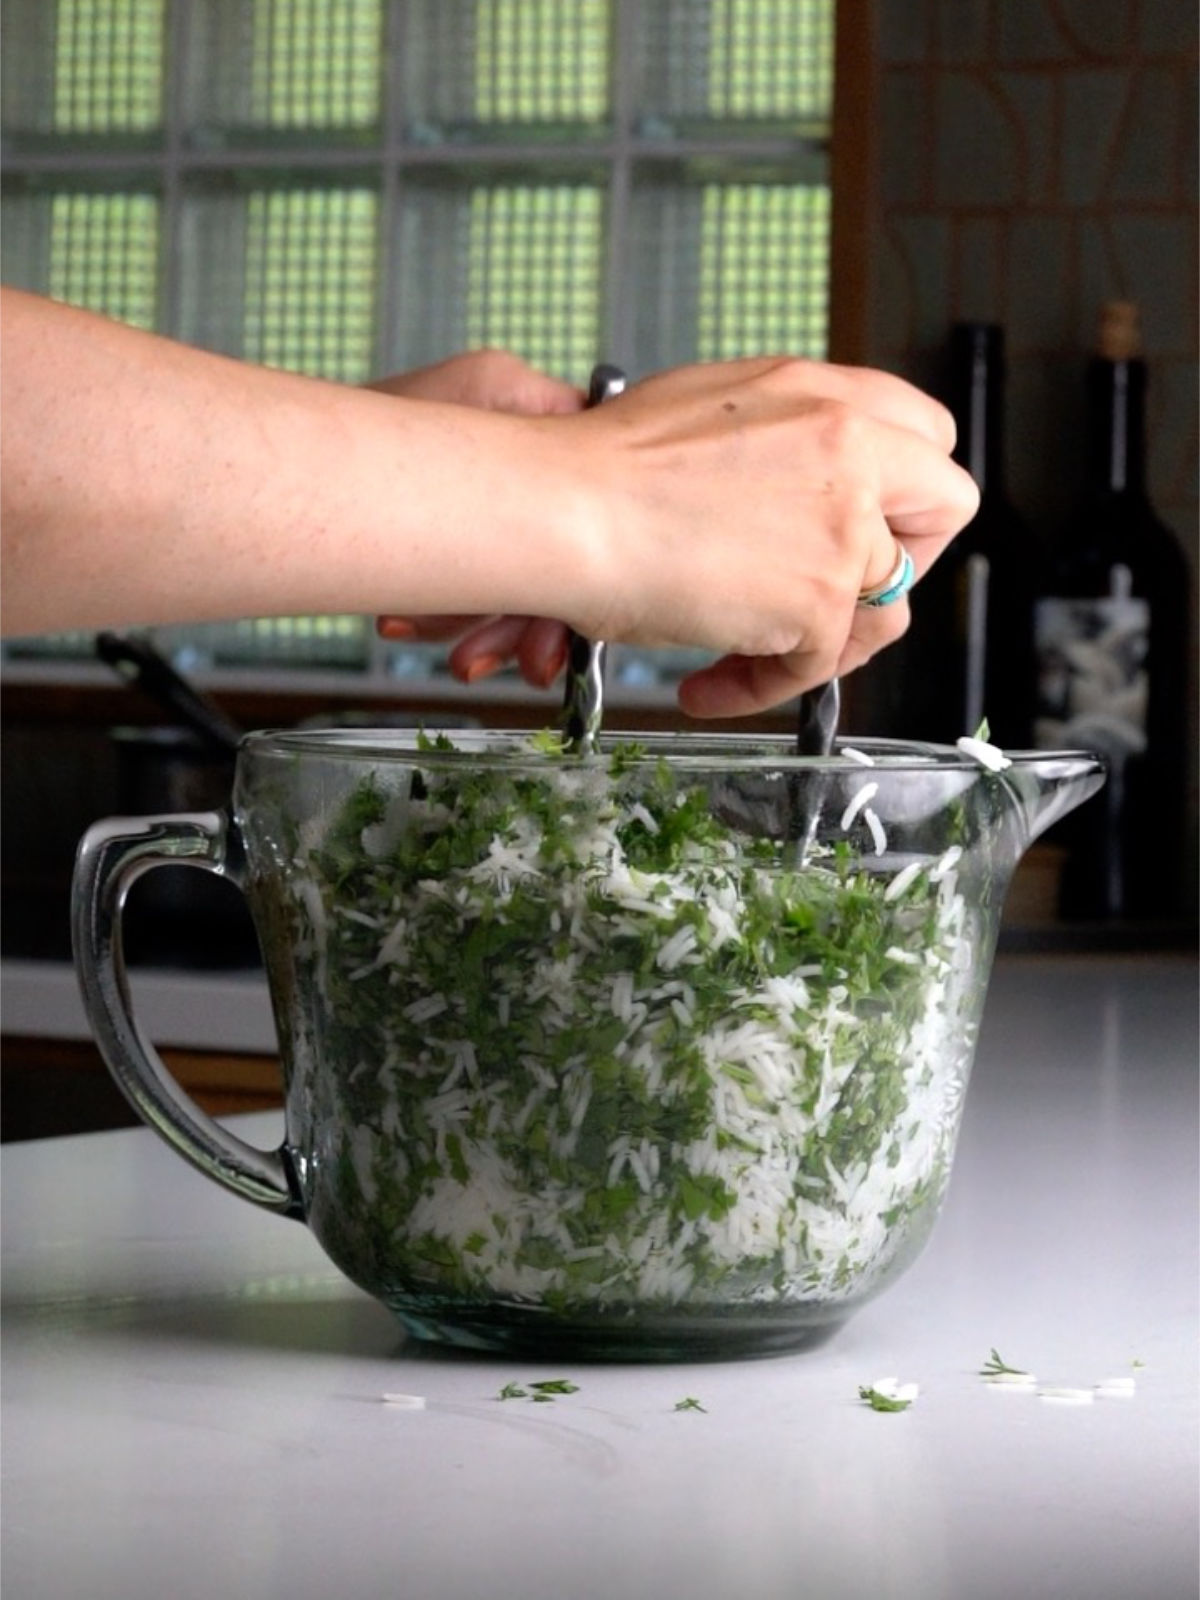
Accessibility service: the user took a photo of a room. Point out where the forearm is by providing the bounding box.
[0,289,591,637]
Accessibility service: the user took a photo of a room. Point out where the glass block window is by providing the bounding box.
[160,615,370,672]
[242,189,377,379]
[475,0,609,122]
[2,0,837,696]
[53,0,165,132]
[632,0,832,130]
[250,0,382,128]
[708,0,833,119]
[48,192,160,329]
[697,182,830,359]
[466,185,604,374]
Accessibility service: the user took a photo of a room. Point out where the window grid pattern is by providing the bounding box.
[466,186,603,375]
[2,0,834,689]
[697,183,830,360]
[708,0,833,119]
[52,0,164,131]
[475,0,609,122]
[250,0,382,128]
[242,189,378,380]
[633,0,832,127]
[48,193,160,329]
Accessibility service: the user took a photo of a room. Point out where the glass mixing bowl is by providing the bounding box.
[73,729,1102,1360]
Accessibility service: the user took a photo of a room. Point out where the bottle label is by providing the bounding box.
[1033,594,1149,758]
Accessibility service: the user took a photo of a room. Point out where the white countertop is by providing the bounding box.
[3,954,1197,1600]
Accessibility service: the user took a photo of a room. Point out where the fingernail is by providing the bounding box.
[463,653,503,683]
[378,618,417,640]
[535,646,568,688]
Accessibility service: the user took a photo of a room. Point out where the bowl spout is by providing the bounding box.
[1000,751,1107,850]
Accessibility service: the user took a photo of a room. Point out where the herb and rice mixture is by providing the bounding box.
[261,733,981,1326]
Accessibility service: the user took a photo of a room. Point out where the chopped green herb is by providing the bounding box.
[979,1348,1030,1379]
[859,1384,912,1413]
[497,1378,579,1402]
[973,718,992,743]
[259,732,981,1327]
[1131,1358,1146,1370]
[674,1396,707,1413]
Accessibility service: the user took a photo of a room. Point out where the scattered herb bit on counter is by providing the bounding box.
[1131,1358,1146,1370]
[859,1383,915,1413]
[674,1397,707,1413]
[979,1348,1035,1383]
[271,731,980,1321]
[979,1350,1141,1401]
[497,1379,579,1402]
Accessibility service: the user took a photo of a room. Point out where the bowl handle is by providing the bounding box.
[71,811,302,1217]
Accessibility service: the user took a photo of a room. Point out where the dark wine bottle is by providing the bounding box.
[1033,302,1190,922]
[900,323,1040,746]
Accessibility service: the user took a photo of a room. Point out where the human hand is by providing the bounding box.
[371,350,584,688]
[381,357,979,717]
[367,348,583,417]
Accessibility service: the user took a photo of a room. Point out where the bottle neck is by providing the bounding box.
[1085,357,1146,497]
[949,325,1006,499]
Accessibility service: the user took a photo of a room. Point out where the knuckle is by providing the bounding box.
[476,346,522,378]
[958,468,983,521]
[929,398,958,454]
[755,622,802,660]
[840,479,881,526]
[808,398,873,466]
[761,354,819,391]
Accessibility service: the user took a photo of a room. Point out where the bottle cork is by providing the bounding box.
[1097,300,1141,361]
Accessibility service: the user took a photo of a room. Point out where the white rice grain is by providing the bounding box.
[864,807,887,856]
[1038,1387,1094,1406]
[884,861,924,902]
[956,735,1012,772]
[403,994,448,1024]
[931,845,963,882]
[884,945,922,966]
[656,925,698,971]
[612,972,634,1021]
[1094,1377,1137,1398]
[839,781,879,831]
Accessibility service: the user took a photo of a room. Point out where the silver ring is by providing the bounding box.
[857,545,915,608]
